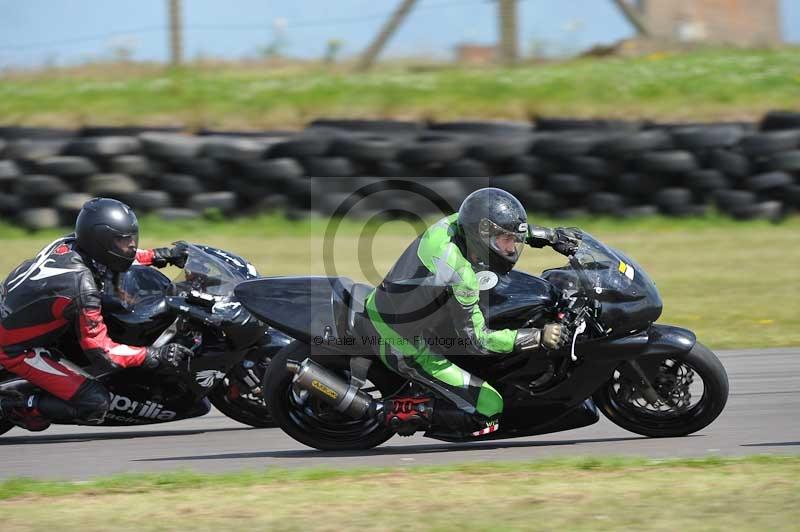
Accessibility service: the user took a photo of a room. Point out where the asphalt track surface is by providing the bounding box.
[1,348,798,480]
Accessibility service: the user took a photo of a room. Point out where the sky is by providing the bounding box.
[0,0,798,68]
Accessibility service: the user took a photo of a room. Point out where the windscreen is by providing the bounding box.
[569,233,656,302]
[171,244,252,297]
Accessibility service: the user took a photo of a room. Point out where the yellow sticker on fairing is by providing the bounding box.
[618,261,635,280]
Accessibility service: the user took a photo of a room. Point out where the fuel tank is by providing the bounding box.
[234,276,343,344]
[482,270,557,328]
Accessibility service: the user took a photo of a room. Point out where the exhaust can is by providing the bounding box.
[289,358,373,418]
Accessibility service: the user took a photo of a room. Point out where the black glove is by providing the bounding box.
[151,242,189,269]
[514,323,568,352]
[526,225,555,249]
[551,227,582,256]
[144,343,192,369]
[526,226,582,256]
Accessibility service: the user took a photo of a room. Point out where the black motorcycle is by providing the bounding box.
[236,232,729,450]
[0,243,290,436]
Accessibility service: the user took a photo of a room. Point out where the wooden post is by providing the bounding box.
[168,0,183,67]
[610,0,650,36]
[498,0,519,65]
[356,0,418,72]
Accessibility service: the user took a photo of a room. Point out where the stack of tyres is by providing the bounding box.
[0,111,798,229]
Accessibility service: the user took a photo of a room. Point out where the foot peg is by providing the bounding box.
[376,396,434,436]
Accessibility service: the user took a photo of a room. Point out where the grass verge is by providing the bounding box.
[1,48,798,128]
[0,456,798,531]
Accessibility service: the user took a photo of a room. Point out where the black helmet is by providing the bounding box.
[457,187,527,274]
[75,198,140,272]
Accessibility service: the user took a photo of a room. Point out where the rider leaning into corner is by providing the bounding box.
[364,187,582,437]
[0,197,193,431]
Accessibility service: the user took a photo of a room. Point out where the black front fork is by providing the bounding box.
[621,360,662,404]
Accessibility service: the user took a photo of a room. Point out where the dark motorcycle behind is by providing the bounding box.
[0,243,290,436]
[237,232,729,451]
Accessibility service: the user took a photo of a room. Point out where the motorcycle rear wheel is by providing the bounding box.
[263,341,404,451]
[593,342,729,437]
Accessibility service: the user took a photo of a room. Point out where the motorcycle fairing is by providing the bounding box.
[424,323,696,441]
[234,276,342,344]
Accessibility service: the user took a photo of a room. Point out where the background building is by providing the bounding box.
[639,0,782,45]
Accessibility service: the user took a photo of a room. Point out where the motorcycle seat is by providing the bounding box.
[347,283,373,334]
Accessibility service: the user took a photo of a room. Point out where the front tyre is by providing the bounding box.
[209,379,273,428]
[264,341,404,451]
[593,342,729,437]
[209,355,274,428]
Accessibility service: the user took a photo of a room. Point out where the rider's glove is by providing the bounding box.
[526,225,555,249]
[551,227,582,256]
[144,343,192,369]
[151,242,189,269]
[515,323,568,352]
[541,322,568,349]
[526,226,582,256]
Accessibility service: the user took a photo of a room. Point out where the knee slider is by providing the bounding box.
[72,380,111,423]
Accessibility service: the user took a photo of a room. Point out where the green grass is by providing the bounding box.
[0,213,797,349]
[1,48,798,128]
[0,456,798,531]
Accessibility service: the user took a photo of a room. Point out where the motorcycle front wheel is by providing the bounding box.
[263,341,405,451]
[209,353,274,428]
[593,342,729,437]
[209,378,274,428]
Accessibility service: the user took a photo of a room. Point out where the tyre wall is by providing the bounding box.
[1,111,799,229]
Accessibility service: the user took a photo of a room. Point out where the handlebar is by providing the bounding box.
[554,256,606,353]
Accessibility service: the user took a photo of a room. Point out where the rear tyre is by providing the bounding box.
[264,341,405,451]
[593,342,728,437]
[0,421,13,436]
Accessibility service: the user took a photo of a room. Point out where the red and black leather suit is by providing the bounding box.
[0,235,167,425]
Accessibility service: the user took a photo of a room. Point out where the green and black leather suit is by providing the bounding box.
[366,213,518,430]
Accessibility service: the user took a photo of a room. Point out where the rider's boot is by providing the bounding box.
[0,395,51,432]
[371,397,500,438]
[372,396,434,436]
[426,407,500,438]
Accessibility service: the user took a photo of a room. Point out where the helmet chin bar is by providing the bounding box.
[97,228,139,272]
[478,218,525,273]
[486,251,516,275]
[111,234,139,255]
[104,247,137,272]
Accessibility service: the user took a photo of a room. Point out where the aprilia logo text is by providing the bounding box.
[109,393,177,421]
